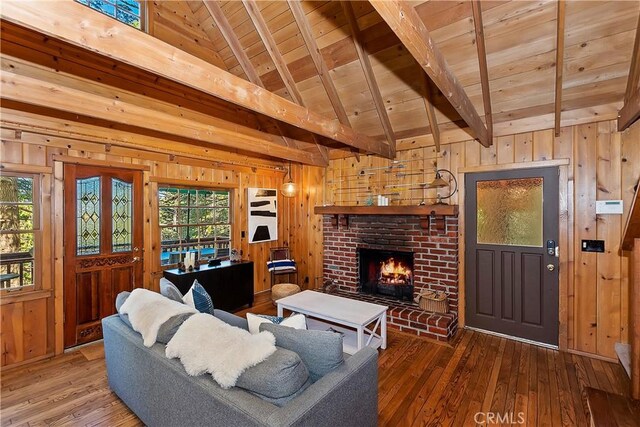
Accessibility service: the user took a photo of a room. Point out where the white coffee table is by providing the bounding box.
[276,290,388,354]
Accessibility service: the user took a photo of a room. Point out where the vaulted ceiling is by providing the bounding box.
[149,0,639,151]
[1,0,639,166]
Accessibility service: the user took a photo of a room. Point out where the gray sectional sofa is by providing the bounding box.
[102,308,379,426]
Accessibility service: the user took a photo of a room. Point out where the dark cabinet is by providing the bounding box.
[163,261,254,312]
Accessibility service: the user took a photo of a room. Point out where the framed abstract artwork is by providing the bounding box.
[247,188,277,243]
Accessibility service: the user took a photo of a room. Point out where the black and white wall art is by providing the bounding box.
[247,188,278,243]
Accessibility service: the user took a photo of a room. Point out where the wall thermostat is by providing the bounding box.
[595,200,623,214]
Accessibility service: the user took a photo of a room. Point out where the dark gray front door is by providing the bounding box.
[465,167,559,345]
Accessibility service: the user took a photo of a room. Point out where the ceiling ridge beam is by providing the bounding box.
[422,75,441,153]
[368,0,490,147]
[340,1,396,158]
[471,0,493,142]
[0,0,390,158]
[554,0,566,137]
[1,58,326,166]
[287,0,352,127]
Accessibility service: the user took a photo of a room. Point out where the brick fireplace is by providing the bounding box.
[322,214,459,341]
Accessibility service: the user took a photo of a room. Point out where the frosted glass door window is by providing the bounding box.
[476,177,543,247]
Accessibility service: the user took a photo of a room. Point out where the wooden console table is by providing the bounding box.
[163,261,254,312]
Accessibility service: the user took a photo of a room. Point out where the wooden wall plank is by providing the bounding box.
[496,135,514,164]
[533,129,555,161]
[596,121,622,359]
[621,121,640,345]
[1,118,323,367]
[573,123,598,353]
[326,118,639,359]
[555,126,574,349]
[514,133,534,163]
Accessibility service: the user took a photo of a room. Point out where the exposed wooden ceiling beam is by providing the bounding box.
[0,1,391,158]
[237,0,329,161]
[0,57,327,166]
[242,0,304,105]
[624,12,640,105]
[202,1,262,86]
[368,0,490,147]
[0,109,284,173]
[422,75,441,153]
[554,0,566,137]
[471,0,493,142]
[619,12,640,132]
[618,88,640,131]
[287,0,351,127]
[200,0,306,153]
[341,1,395,157]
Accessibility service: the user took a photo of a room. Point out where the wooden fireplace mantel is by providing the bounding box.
[314,204,458,232]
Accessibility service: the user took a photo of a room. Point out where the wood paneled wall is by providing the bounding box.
[0,114,324,367]
[326,120,640,359]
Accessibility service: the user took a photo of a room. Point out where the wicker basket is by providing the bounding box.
[414,290,449,313]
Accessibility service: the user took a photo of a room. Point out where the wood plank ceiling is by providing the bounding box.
[156,0,640,157]
[2,0,639,164]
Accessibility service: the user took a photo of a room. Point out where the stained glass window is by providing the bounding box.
[0,175,38,289]
[75,0,144,30]
[476,177,543,247]
[112,178,132,253]
[158,187,232,266]
[77,177,101,256]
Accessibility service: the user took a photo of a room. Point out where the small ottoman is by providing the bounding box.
[271,283,301,306]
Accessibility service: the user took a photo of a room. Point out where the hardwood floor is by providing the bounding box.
[1,310,632,426]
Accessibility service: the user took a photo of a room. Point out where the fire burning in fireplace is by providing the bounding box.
[358,248,414,300]
[379,258,412,285]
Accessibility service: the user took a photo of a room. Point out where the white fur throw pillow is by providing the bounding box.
[246,313,307,335]
[166,313,276,389]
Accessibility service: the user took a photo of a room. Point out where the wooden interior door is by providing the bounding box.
[465,167,559,346]
[63,164,143,348]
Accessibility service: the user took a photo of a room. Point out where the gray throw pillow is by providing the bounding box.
[236,347,310,406]
[259,323,344,382]
[114,290,193,344]
[115,291,134,329]
[160,278,183,303]
[115,291,131,312]
[156,312,194,344]
[213,309,249,331]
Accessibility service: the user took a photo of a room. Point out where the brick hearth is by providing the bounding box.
[322,214,459,341]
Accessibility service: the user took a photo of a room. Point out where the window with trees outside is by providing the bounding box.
[0,174,39,290]
[75,0,144,30]
[159,187,231,266]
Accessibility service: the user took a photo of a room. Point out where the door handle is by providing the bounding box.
[546,264,555,272]
[132,256,140,263]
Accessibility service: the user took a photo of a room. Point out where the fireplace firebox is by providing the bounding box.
[358,248,414,300]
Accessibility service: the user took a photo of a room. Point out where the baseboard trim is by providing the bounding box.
[464,326,559,350]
